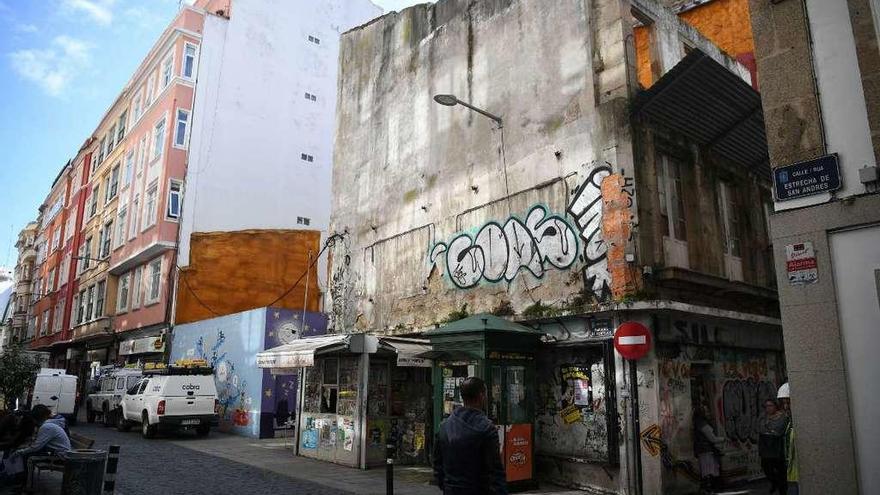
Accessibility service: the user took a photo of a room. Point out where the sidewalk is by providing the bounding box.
[168,432,587,495]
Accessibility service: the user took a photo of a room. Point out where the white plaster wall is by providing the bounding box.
[793,0,876,205]
[830,225,880,495]
[180,0,383,267]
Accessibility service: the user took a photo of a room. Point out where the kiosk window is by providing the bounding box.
[506,366,527,424]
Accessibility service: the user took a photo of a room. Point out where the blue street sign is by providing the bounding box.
[773,154,841,201]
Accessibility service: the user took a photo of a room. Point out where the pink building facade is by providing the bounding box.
[107,8,204,362]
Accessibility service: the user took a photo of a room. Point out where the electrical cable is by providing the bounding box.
[263,233,343,308]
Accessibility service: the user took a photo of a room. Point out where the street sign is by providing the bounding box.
[785,242,818,285]
[773,154,841,201]
[613,322,652,360]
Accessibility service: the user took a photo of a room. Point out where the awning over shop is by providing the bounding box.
[631,49,770,179]
[379,337,432,368]
[257,334,433,369]
[256,334,351,369]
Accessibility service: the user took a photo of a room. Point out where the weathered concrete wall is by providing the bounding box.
[175,230,321,324]
[330,0,638,333]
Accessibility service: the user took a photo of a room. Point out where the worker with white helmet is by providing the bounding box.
[778,383,798,495]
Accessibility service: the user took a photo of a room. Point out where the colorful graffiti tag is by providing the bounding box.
[430,205,578,289]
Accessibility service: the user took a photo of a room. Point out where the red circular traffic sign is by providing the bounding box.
[614,321,652,360]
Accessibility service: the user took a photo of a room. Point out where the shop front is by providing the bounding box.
[118,334,166,364]
[423,314,542,490]
[257,333,433,469]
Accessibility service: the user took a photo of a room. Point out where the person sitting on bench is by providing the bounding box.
[12,405,71,460]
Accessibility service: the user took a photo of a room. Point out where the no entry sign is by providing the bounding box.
[614,322,652,360]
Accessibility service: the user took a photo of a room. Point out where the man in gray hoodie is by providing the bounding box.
[433,377,507,495]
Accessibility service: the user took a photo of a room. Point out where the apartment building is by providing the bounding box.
[30,165,73,367]
[67,92,130,367]
[101,7,204,363]
[10,222,38,345]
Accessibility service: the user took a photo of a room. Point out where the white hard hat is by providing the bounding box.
[777,382,790,399]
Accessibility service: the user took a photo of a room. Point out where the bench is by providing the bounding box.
[26,432,96,491]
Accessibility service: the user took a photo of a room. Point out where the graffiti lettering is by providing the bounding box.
[430,205,578,289]
[567,164,612,299]
[721,379,777,444]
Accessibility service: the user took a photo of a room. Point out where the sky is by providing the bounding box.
[0,0,423,269]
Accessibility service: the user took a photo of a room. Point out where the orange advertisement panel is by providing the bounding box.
[504,424,532,482]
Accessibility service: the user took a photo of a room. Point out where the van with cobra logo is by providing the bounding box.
[116,363,219,438]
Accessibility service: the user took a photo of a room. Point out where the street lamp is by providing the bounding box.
[433,94,503,127]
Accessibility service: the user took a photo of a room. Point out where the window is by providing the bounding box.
[308,35,320,44]
[146,72,155,105]
[129,195,140,239]
[161,52,173,87]
[124,151,134,187]
[85,285,94,321]
[296,216,310,226]
[73,292,82,325]
[82,236,92,270]
[183,43,197,78]
[116,207,127,248]
[301,153,314,162]
[102,175,111,204]
[41,310,49,336]
[66,206,77,241]
[657,154,687,241]
[133,93,143,122]
[152,117,166,161]
[304,92,317,101]
[167,180,182,219]
[131,266,143,309]
[100,220,113,258]
[137,136,147,176]
[53,300,63,332]
[117,272,130,313]
[108,125,117,153]
[95,280,105,318]
[107,164,120,201]
[719,181,741,257]
[145,181,158,228]
[47,268,55,292]
[117,111,127,142]
[147,258,162,304]
[59,254,69,286]
[96,137,106,167]
[51,229,61,252]
[174,109,189,148]
[89,185,99,217]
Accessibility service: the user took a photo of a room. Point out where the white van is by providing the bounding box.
[117,366,219,438]
[32,368,78,420]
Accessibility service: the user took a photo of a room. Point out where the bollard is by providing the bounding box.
[386,442,395,495]
[62,449,106,495]
[102,445,120,494]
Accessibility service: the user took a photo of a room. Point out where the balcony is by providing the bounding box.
[71,316,112,343]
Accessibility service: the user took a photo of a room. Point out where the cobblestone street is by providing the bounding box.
[70,423,354,495]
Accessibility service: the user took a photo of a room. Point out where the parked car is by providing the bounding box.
[85,368,142,426]
[32,368,78,423]
[116,364,219,438]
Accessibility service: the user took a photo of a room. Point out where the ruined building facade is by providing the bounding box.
[328,0,781,492]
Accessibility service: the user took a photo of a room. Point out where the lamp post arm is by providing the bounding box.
[456,100,503,127]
